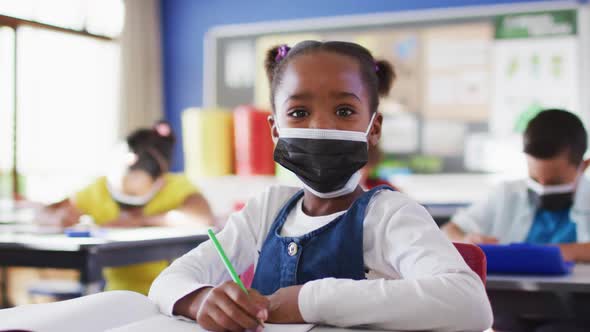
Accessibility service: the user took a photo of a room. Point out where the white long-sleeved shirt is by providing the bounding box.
[453,177,590,243]
[149,185,492,331]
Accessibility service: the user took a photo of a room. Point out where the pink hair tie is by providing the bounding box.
[275,45,291,62]
[155,123,171,137]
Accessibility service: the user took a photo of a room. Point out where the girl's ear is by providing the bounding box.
[268,115,279,144]
[368,112,383,146]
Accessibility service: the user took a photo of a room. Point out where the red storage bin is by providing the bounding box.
[233,105,275,175]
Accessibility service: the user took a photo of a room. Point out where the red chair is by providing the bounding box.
[453,242,487,284]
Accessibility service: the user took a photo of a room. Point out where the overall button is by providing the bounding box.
[287,242,298,256]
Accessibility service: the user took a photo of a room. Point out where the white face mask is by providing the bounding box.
[526,178,577,196]
[107,177,164,207]
[526,170,582,211]
[526,163,584,196]
[105,143,168,207]
[274,113,376,199]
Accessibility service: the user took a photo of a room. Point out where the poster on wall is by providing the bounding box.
[491,10,579,136]
[422,22,493,122]
[348,30,422,114]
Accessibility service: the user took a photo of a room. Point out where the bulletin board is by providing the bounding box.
[204,1,589,174]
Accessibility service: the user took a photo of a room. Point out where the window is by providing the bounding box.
[0,0,124,202]
[0,0,124,37]
[0,27,14,198]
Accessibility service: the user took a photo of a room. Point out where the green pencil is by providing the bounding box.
[207,229,265,326]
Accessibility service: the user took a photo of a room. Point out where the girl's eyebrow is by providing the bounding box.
[283,92,312,106]
[283,91,361,106]
[331,91,361,102]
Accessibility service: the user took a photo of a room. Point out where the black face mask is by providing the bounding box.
[115,200,147,210]
[527,177,578,211]
[274,137,368,193]
[529,190,574,211]
[273,116,374,198]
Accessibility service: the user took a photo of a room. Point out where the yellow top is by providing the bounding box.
[74,173,198,294]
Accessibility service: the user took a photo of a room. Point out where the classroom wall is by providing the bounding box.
[160,0,558,171]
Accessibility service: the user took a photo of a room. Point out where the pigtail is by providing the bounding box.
[265,45,280,83]
[375,59,396,97]
[126,131,152,153]
[264,44,291,84]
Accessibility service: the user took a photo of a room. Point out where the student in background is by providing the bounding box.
[443,110,590,332]
[149,41,492,332]
[39,121,214,294]
[443,109,590,263]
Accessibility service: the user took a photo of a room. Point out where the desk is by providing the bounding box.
[0,227,208,306]
[487,264,590,293]
[486,264,590,321]
[387,174,502,226]
[422,203,469,226]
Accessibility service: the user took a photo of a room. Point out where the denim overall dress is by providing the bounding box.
[251,186,393,295]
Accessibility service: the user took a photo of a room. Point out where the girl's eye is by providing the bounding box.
[288,109,309,118]
[336,107,355,117]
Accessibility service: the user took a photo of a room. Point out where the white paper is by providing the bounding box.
[422,121,466,156]
[0,291,316,332]
[0,291,160,332]
[426,39,489,69]
[224,40,255,88]
[422,23,492,121]
[457,71,488,105]
[426,77,456,105]
[379,108,419,154]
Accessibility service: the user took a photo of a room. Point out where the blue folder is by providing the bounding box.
[479,243,574,275]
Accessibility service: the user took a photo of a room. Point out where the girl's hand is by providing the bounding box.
[195,281,269,332]
[36,200,81,228]
[267,285,304,324]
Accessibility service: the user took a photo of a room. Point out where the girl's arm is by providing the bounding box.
[142,193,215,227]
[293,196,493,331]
[148,193,263,318]
[35,199,83,228]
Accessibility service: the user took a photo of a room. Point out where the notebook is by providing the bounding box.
[0,291,315,332]
[479,243,574,275]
